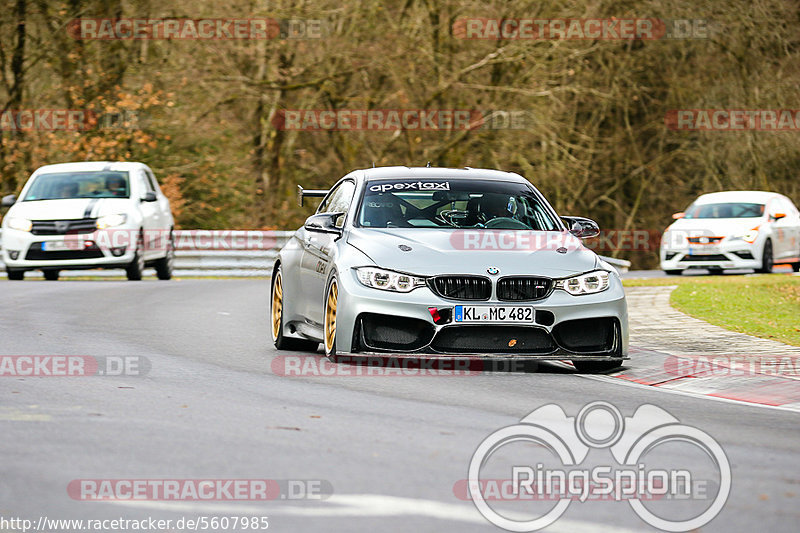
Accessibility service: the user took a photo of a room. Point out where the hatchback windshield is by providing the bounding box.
[357,178,560,230]
[684,202,764,219]
[22,171,130,200]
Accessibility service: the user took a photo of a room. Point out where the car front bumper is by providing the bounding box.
[660,240,761,271]
[334,268,629,359]
[1,227,137,271]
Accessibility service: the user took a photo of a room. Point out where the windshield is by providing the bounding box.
[357,178,560,230]
[22,171,130,201]
[684,202,764,219]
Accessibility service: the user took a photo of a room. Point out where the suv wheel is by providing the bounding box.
[154,231,174,280]
[126,232,145,281]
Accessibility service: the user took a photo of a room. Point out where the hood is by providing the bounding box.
[666,216,764,237]
[346,228,599,278]
[7,198,131,220]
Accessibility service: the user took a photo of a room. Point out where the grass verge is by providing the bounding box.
[624,274,800,346]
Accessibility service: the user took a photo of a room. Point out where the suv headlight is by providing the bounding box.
[6,217,32,232]
[555,270,610,295]
[355,266,427,292]
[96,214,127,229]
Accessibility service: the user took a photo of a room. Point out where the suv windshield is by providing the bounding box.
[22,171,130,201]
[357,178,560,230]
[684,202,764,219]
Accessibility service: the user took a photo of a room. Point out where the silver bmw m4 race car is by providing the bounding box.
[270,166,629,373]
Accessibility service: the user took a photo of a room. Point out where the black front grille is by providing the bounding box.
[431,326,556,354]
[25,243,104,261]
[497,277,553,301]
[429,276,491,300]
[358,313,435,352]
[31,218,97,235]
[687,236,723,244]
[680,254,728,262]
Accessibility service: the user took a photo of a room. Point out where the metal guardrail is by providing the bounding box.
[0,229,629,277]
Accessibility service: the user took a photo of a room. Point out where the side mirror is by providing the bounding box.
[561,216,600,239]
[772,212,787,220]
[141,191,157,202]
[304,212,344,235]
[672,212,685,220]
[1,194,17,207]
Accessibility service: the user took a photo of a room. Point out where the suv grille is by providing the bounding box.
[497,277,553,301]
[31,218,97,235]
[429,276,491,300]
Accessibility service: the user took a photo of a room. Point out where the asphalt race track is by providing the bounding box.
[1,280,798,532]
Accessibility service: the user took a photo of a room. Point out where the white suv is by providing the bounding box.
[1,161,175,280]
[660,191,800,275]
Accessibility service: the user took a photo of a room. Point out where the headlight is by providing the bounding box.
[6,217,32,232]
[555,270,610,295]
[96,214,127,229]
[354,266,427,292]
[729,227,759,243]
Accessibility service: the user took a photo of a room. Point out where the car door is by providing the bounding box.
[134,170,161,260]
[777,197,800,261]
[768,197,793,261]
[144,166,173,231]
[299,180,355,325]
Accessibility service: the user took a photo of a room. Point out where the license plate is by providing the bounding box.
[688,245,719,256]
[42,240,83,251]
[454,305,534,323]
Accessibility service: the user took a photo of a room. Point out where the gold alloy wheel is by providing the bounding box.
[271,272,283,341]
[324,280,338,354]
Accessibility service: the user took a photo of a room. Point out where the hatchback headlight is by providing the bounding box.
[555,270,610,295]
[6,217,32,232]
[96,214,127,229]
[355,266,427,292]
[728,228,759,243]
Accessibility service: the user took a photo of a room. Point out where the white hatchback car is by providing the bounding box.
[660,191,800,275]
[1,161,175,280]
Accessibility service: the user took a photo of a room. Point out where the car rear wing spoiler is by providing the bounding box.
[297,185,328,207]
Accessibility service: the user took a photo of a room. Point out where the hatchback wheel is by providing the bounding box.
[756,240,773,274]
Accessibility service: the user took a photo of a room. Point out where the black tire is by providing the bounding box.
[573,360,623,373]
[43,270,60,281]
[271,265,320,351]
[323,274,339,359]
[154,231,174,280]
[792,261,800,273]
[126,232,145,281]
[707,267,723,275]
[6,269,24,280]
[756,239,773,274]
[663,270,682,276]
